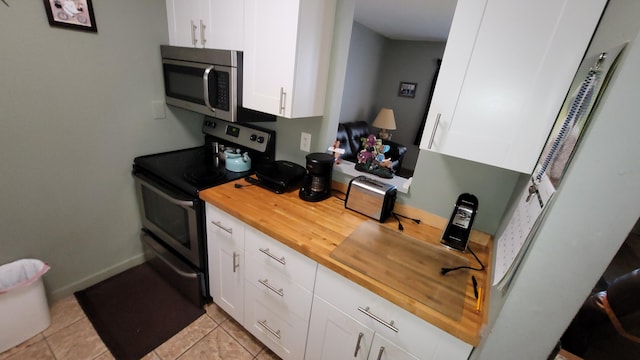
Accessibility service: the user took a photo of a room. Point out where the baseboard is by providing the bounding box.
[48,254,146,303]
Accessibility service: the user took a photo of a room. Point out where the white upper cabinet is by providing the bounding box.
[419,0,607,173]
[242,0,336,118]
[166,0,243,50]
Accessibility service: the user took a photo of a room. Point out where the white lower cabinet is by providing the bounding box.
[243,226,317,360]
[206,207,472,360]
[206,204,245,323]
[306,296,419,360]
[306,265,473,360]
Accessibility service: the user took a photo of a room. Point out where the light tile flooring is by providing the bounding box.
[0,296,280,360]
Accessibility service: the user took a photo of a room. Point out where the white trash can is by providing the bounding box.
[0,259,51,353]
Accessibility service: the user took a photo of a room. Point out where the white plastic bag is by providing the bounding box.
[0,259,50,295]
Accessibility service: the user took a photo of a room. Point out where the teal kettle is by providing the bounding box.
[224,149,251,172]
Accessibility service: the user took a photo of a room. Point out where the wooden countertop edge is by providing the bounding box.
[200,180,492,346]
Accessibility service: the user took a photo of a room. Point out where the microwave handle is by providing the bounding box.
[203,65,216,113]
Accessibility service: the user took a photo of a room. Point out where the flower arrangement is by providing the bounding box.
[354,135,394,178]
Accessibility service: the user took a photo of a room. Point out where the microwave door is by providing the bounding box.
[163,60,214,116]
[205,65,236,122]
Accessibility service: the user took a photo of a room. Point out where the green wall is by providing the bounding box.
[0,1,203,301]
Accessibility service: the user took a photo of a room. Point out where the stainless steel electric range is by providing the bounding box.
[132,118,275,307]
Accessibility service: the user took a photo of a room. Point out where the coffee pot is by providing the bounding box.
[299,153,334,202]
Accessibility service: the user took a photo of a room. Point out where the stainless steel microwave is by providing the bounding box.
[161,45,275,122]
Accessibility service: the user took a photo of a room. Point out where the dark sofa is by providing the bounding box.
[336,121,408,172]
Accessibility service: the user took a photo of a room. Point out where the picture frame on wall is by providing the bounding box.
[398,81,417,98]
[43,0,97,33]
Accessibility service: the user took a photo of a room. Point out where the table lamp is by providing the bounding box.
[372,108,396,140]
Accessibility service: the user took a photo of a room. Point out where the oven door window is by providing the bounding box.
[141,186,192,248]
[134,176,201,267]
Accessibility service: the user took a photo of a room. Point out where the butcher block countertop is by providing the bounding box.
[199,179,493,346]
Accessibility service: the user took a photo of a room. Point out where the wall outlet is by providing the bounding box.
[300,132,312,152]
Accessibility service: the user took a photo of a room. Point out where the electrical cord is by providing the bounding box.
[392,213,404,231]
[393,212,421,224]
[440,245,485,275]
[234,183,255,189]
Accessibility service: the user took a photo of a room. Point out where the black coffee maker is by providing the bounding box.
[299,152,334,202]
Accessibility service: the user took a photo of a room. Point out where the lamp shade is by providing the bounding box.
[372,108,396,130]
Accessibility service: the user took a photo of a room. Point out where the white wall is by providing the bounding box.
[0,1,203,301]
[474,0,640,357]
[339,21,385,123]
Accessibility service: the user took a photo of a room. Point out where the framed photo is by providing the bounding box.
[43,0,97,33]
[398,81,417,98]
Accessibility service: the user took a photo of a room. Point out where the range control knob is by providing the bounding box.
[257,136,265,143]
[249,134,257,142]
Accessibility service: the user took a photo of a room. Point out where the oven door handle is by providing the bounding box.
[134,173,195,208]
[141,232,198,279]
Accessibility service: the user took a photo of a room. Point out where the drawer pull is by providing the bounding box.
[258,248,286,265]
[354,332,364,357]
[258,278,284,297]
[376,346,385,360]
[357,306,399,333]
[211,220,233,234]
[257,319,281,339]
[232,252,239,273]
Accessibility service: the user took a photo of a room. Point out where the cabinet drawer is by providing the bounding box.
[246,252,314,320]
[244,283,309,360]
[245,226,317,290]
[314,265,472,359]
[206,204,245,247]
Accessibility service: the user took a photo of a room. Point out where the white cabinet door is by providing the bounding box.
[420,0,607,173]
[203,0,244,50]
[305,296,375,360]
[166,0,243,50]
[206,204,245,323]
[243,0,336,118]
[166,0,201,47]
[313,265,473,360]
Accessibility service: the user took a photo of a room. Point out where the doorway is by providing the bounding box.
[554,217,640,359]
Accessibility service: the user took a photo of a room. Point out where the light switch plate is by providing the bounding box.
[152,101,166,119]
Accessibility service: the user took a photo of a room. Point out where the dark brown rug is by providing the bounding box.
[74,262,205,360]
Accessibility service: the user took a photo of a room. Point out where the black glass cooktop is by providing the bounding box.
[133,146,252,196]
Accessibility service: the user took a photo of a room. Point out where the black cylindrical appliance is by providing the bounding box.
[299,152,334,202]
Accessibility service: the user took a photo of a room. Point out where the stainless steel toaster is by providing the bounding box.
[345,176,397,222]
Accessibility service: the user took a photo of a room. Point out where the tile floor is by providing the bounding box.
[0,296,280,360]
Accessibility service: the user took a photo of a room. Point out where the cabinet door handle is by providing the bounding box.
[353,332,364,357]
[357,306,398,333]
[257,319,281,339]
[279,87,286,115]
[258,248,286,265]
[258,278,284,297]
[190,20,198,47]
[232,252,239,273]
[427,113,441,150]
[199,20,206,47]
[376,346,385,360]
[211,220,232,234]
